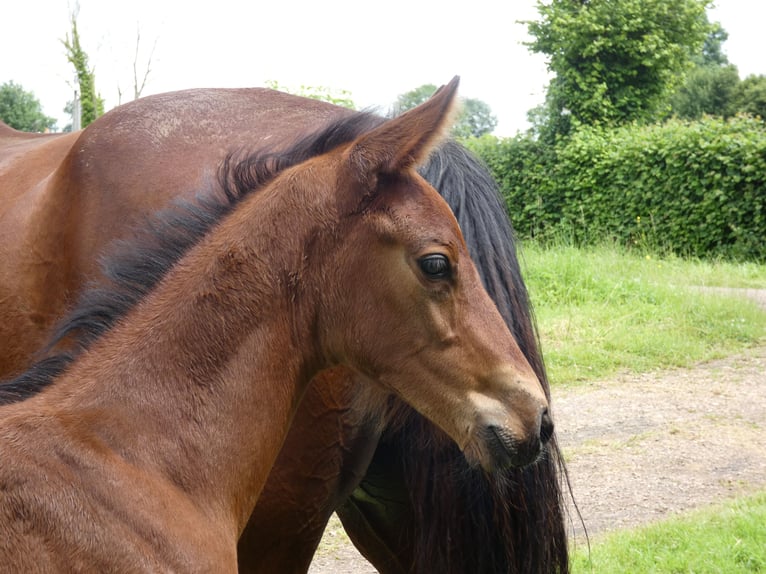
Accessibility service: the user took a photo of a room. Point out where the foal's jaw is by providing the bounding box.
[331,221,554,472]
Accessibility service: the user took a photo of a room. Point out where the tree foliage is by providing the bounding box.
[670,20,739,119]
[452,98,498,138]
[670,64,740,119]
[670,22,766,122]
[733,75,766,120]
[264,81,356,109]
[395,84,438,112]
[696,20,729,67]
[62,11,104,128]
[526,0,712,140]
[0,81,57,132]
[395,84,497,137]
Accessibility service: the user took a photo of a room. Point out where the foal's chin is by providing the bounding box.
[463,424,548,472]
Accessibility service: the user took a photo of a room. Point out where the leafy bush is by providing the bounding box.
[465,134,559,238]
[467,116,766,260]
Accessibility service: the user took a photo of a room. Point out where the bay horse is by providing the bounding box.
[0,83,568,571]
[0,78,553,571]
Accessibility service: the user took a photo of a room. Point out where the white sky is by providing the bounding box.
[2,1,763,135]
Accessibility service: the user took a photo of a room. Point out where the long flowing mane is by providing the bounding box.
[0,111,385,405]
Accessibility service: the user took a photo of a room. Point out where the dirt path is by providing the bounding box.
[309,289,766,572]
[557,345,766,540]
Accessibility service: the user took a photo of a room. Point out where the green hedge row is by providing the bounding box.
[466,116,766,260]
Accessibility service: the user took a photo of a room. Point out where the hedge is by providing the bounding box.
[466,116,766,261]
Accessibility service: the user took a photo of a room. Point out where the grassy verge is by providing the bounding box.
[520,243,766,385]
[571,491,766,573]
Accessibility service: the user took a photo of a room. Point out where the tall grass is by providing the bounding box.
[519,242,766,385]
[572,492,766,573]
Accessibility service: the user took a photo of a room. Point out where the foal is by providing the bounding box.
[0,78,550,571]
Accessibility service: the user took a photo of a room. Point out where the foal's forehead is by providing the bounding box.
[383,173,465,239]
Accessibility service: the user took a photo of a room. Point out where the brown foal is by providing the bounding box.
[0,78,550,572]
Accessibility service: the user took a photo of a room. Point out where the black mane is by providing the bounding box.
[0,111,385,405]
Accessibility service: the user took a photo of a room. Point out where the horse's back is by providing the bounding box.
[0,120,64,157]
[0,125,78,208]
[0,89,351,378]
[39,88,353,277]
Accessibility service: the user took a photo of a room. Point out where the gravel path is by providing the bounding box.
[558,345,766,541]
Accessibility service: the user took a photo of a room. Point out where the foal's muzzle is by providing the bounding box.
[484,406,553,470]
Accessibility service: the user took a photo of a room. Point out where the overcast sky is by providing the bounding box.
[2,1,764,135]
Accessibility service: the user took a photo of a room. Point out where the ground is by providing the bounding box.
[309,289,766,573]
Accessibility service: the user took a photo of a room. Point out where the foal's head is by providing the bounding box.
[284,78,551,471]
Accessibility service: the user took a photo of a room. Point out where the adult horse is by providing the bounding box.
[0,83,568,572]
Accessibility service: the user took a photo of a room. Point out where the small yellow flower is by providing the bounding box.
[645,255,651,260]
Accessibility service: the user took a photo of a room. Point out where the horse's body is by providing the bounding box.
[0,90,349,376]
[0,79,553,571]
[0,86,568,572]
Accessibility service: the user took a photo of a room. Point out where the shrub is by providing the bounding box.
[467,116,766,260]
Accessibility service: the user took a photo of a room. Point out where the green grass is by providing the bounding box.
[572,492,766,573]
[517,244,766,572]
[519,243,766,385]
[313,513,353,558]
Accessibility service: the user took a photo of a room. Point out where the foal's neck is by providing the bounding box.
[47,179,335,532]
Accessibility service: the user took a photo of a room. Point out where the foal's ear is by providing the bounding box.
[346,76,460,182]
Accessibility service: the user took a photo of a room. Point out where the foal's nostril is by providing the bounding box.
[540,408,554,444]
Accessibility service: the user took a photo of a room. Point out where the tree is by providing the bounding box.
[670,64,740,119]
[61,100,76,133]
[526,0,711,139]
[453,98,498,138]
[62,9,104,128]
[117,25,158,105]
[131,27,156,101]
[732,75,766,120]
[696,20,729,67]
[669,21,740,120]
[0,81,57,132]
[395,84,438,112]
[395,84,497,137]
[265,81,356,109]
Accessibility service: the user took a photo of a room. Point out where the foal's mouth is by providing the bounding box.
[484,424,545,470]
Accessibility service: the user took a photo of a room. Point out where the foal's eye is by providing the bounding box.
[418,254,451,279]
